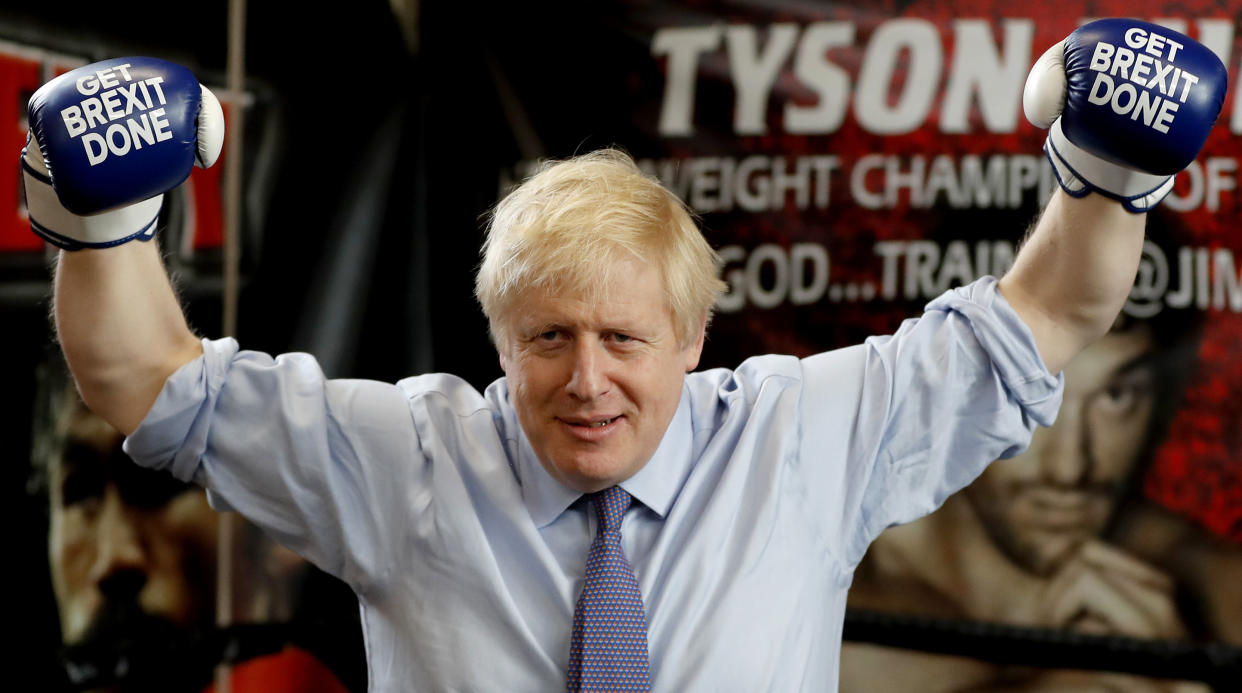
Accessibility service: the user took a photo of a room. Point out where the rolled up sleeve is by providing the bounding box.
[800,276,1064,568]
[124,337,419,589]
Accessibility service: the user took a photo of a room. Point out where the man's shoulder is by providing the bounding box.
[688,353,805,390]
[394,372,496,416]
[685,349,872,416]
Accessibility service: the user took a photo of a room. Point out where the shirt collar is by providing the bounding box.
[516,385,695,528]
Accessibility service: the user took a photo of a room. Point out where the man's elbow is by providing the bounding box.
[70,339,202,435]
[1001,280,1124,374]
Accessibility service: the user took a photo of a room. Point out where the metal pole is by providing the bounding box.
[215,1,246,691]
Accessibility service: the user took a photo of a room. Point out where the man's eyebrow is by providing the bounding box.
[1114,351,1159,377]
[519,322,564,336]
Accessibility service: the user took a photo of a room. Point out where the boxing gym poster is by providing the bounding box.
[1,0,1239,690]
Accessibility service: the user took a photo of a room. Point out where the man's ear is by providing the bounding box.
[494,327,510,372]
[683,315,707,372]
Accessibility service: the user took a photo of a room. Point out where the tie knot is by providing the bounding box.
[592,486,632,533]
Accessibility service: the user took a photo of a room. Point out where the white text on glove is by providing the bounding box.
[1086,28,1201,134]
[57,63,173,166]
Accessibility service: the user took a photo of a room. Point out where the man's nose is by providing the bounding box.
[1032,399,1091,487]
[89,487,149,602]
[565,339,609,401]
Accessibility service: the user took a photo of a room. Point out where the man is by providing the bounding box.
[33,362,360,692]
[22,20,1228,692]
[840,297,1242,692]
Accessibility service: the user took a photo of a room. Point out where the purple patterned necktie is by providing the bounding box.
[566,486,653,692]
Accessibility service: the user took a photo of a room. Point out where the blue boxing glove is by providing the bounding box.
[22,57,224,249]
[1024,19,1227,212]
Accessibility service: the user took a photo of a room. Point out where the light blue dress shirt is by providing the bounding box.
[125,277,1062,692]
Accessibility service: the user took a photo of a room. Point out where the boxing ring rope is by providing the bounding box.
[843,608,1242,692]
[64,611,1241,690]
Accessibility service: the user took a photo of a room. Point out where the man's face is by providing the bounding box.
[48,405,218,650]
[965,326,1157,576]
[498,258,704,493]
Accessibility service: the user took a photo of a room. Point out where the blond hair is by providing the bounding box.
[476,149,726,348]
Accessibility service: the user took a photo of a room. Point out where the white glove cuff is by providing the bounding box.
[23,139,163,250]
[1045,119,1174,213]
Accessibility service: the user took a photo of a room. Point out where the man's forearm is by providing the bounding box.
[997,190,1144,374]
[1002,19,1224,374]
[55,239,203,435]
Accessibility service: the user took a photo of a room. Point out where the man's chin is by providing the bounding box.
[545,452,641,493]
[1013,531,1087,577]
[556,467,626,494]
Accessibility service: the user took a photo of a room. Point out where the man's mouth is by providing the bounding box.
[576,416,620,428]
[560,415,624,436]
[1014,488,1112,530]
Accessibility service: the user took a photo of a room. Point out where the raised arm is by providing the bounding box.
[999,19,1226,374]
[25,58,224,435]
[53,241,203,435]
[998,191,1143,374]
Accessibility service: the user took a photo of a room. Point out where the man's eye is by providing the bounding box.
[1094,373,1152,416]
[538,330,561,341]
[59,469,105,508]
[1102,384,1137,409]
[612,333,633,343]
